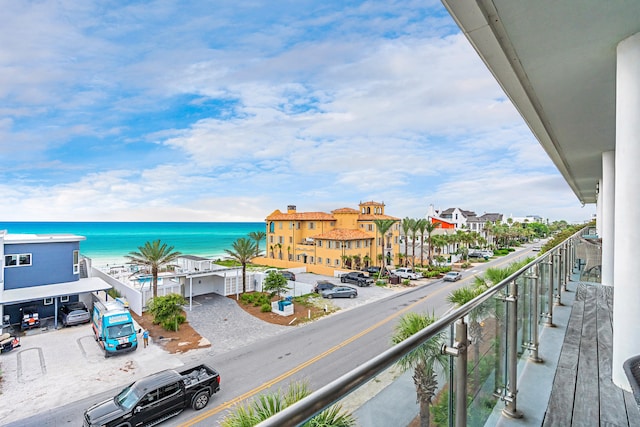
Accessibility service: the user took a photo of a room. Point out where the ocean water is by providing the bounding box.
[0,222,265,267]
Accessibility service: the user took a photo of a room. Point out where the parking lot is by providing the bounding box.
[0,272,416,425]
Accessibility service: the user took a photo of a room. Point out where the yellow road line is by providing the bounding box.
[182,255,526,425]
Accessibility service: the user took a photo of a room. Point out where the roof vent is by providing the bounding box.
[287,205,297,212]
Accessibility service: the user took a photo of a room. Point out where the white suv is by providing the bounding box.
[392,267,423,280]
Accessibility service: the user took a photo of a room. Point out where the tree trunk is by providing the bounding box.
[152,265,159,299]
[242,264,247,293]
[419,400,430,427]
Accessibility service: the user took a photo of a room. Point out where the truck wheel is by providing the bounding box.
[192,391,210,410]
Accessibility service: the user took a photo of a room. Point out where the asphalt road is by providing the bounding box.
[8,246,536,427]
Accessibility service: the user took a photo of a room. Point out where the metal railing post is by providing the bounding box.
[502,280,523,419]
[560,246,567,292]
[442,319,468,427]
[525,265,543,363]
[553,253,563,306]
[542,258,555,327]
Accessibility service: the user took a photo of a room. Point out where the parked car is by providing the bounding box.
[322,286,357,299]
[20,305,40,331]
[391,268,423,280]
[313,280,336,293]
[280,271,296,281]
[340,272,374,287]
[362,266,381,275]
[469,250,493,259]
[443,271,462,282]
[59,301,91,326]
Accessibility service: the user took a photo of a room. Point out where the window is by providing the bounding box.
[335,259,340,266]
[279,236,284,244]
[309,222,315,230]
[44,298,54,305]
[317,241,322,247]
[289,236,293,243]
[60,295,70,303]
[317,257,322,264]
[289,222,293,229]
[5,253,32,267]
[310,257,314,263]
[269,222,275,233]
[326,258,330,265]
[159,382,181,400]
[73,250,79,274]
[368,224,373,231]
[279,222,283,229]
[356,241,361,248]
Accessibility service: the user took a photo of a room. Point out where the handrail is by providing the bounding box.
[256,230,585,426]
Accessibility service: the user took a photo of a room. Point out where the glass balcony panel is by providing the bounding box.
[465,297,502,426]
[332,328,453,427]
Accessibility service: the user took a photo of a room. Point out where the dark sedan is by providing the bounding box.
[321,286,357,299]
[313,280,336,293]
[59,301,91,326]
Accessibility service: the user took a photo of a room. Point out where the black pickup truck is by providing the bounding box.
[340,272,374,287]
[83,364,220,427]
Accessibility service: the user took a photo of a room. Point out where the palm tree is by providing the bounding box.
[424,221,440,266]
[401,217,414,267]
[373,218,397,272]
[224,237,258,293]
[409,219,421,267]
[415,219,428,267]
[391,312,448,427]
[220,381,355,427]
[248,230,266,257]
[126,240,181,299]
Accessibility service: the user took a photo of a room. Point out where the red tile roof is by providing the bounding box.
[312,229,374,240]
[266,210,335,221]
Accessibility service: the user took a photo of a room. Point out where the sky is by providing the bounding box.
[1,0,595,224]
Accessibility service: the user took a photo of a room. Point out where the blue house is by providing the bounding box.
[1,230,110,330]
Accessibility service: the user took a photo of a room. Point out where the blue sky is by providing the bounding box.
[1,0,594,223]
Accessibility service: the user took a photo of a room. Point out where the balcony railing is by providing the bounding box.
[256,229,594,427]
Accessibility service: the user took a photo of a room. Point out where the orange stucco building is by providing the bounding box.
[259,201,401,276]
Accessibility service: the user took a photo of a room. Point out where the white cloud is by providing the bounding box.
[0,1,593,224]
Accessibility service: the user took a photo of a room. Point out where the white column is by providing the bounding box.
[612,32,640,389]
[601,152,615,287]
[596,178,602,236]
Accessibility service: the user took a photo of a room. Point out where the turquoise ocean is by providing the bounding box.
[0,222,265,267]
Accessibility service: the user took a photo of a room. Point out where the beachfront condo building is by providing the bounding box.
[262,201,401,275]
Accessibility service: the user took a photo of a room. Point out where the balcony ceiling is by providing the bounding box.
[441,0,640,204]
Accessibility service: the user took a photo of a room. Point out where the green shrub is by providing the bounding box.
[107,288,121,299]
[160,314,186,331]
[260,303,272,312]
[402,279,411,286]
[147,294,187,332]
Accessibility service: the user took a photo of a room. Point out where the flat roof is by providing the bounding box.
[2,233,86,244]
[0,277,110,305]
